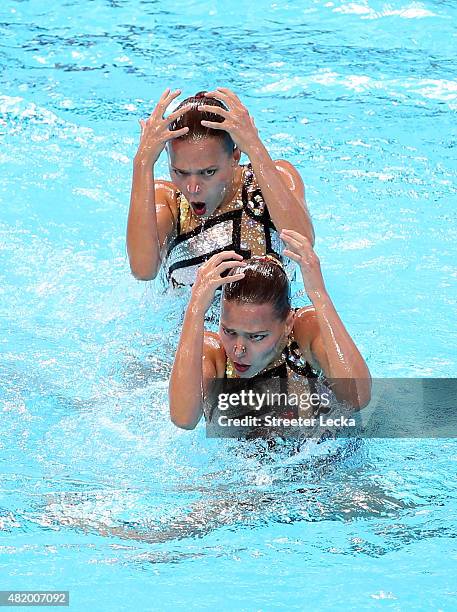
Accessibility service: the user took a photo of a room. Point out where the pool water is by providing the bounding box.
[1,0,457,610]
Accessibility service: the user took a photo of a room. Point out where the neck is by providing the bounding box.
[220,165,243,208]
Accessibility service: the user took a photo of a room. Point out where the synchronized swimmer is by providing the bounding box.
[127,87,314,287]
[169,229,371,430]
[127,87,371,435]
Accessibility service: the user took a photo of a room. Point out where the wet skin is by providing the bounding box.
[219,300,294,377]
[166,137,242,217]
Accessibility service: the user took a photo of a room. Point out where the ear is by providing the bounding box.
[285,309,295,337]
[232,146,241,165]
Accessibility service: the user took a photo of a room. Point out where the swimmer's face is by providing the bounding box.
[167,137,241,218]
[219,300,294,378]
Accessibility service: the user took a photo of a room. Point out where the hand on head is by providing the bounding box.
[281,229,326,295]
[196,87,259,156]
[136,89,192,165]
[137,87,257,165]
[191,251,246,314]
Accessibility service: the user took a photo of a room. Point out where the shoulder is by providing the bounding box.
[273,159,304,187]
[273,159,299,173]
[292,306,319,351]
[154,179,177,198]
[203,331,227,378]
[154,180,179,225]
[292,306,330,373]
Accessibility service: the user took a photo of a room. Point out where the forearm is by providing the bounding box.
[126,157,161,280]
[247,142,315,244]
[169,303,206,429]
[310,290,371,408]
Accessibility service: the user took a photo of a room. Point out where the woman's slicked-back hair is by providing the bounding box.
[168,91,235,154]
[223,256,291,321]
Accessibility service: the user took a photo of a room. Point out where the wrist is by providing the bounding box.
[134,152,158,168]
[307,287,331,307]
[245,137,267,161]
[189,288,213,316]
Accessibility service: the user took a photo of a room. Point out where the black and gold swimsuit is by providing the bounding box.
[223,335,321,422]
[162,163,295,288]
[204,334,334,443]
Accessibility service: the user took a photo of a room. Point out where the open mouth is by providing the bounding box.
[233,362,250,373]
[190,201,207,216]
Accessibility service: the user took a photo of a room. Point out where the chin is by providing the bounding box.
[245,365,262,378]
[208,202,222,215]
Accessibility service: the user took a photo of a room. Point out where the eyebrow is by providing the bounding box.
[171,165,218,173]
[221,324,269,335]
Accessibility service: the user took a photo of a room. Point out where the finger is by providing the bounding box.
[152,89,175,114]
[157,89,181,110]
[280,230,305,248]
[165,104,193,124]
[215,259,247,274]
[164,88,182,102]
[212,88,233,98]
[200,120,225,130]
[220,273,245,285]
[220,250,244,260]
[166,127,189,139]
[281,234,303,252]
[211,250,244,264]
[204,251,243,269]
[166,87,181,97]
[158,88,171,102]
[202,91,233,109]
[214,88,239,103]
[283,249,302,263]
[281,229,311,245]
[160,87,180,99]
[197,104,229,118]
[204,90,227,98]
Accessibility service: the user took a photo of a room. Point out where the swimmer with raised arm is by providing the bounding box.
[169,230,371,430]
[127,88,314,287]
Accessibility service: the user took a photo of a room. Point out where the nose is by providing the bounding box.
[186,177,201,195]
[233,342,247,360]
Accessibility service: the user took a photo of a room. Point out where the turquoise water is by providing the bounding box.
[1,0,457,610]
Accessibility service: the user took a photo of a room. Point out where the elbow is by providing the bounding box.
[131,269,157,281]
[170,413,199,430]
[305,217,316,246]
[169,394,201,430]
[129,260,160,281]
[297,221,314,247]
[348,394,370,411]
[308,227,316,247]
[332,376,371,411]
[126,243,161,280]
[349,379,372,411]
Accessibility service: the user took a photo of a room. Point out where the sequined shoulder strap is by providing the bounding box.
[241,163,272,223]
[175,190,188,236]
[283,340,318,378]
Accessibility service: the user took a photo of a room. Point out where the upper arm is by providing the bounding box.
[293,307,330,375]
[274,159,306,200]
[154,181,178,251]
[274,159,315,244]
